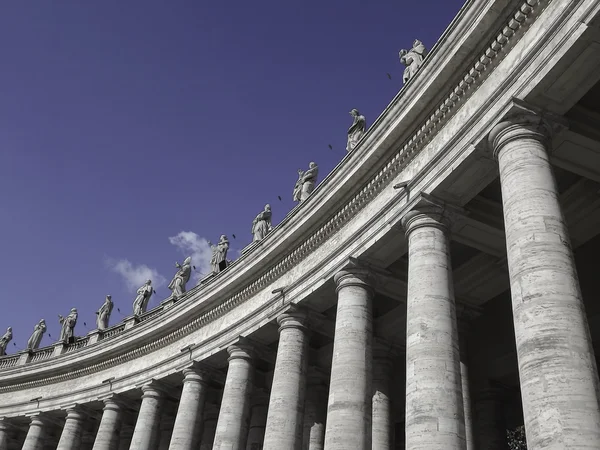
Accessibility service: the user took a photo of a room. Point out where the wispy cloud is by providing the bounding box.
[105,257,167,292]
[168,231,212,282]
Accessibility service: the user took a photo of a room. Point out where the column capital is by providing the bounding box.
[489,114,554,159]
[140,380,167,399]
[276,306,309,332]
[334,266,376,294]
[182,365,211,385]
[61,404,87,421]
[25,412,46,426]
[227,340,254,362]
[400,193,463,236]
[99,394,127,412]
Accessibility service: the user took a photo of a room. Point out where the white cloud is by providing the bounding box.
[105,257,167,292]
[168,231,212,282]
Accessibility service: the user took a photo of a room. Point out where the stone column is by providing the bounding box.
[302,380,327,450]
[472,385,507,450]
[22,414,47,450]
[246,389,269,450]
[372,343,395,450]
[0,418,11,450]
[401,197,466,450]
[118,424,134,450]
[213,343,254,450]
[490,114,600,447]
[92,397,123,450]
[199,407,219,450]
[168,367,209,450]
[56,406,86,450]
[130,383,165,450]
[324,267,374,450]
[263,309,310,450]
[458,319,474,450]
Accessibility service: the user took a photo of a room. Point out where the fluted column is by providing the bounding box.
[324,267,374,450]
[246,389,269,450]
[0,418,11,450]
[490,114,600,447]
[372,344,395,450]
[130,383,165,450]
[167,367,209,450]
[93,397,123,450]
[401,197,466,450]
[213,343,254,450]
[22,414,47,450]
[263,309,310,450]
[302,380,327,450]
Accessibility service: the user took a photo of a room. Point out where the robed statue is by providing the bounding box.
[347,109,366,152]
[58,308,78,344]
[210,235,230,274]
[252,204,273,242]
[0,327,12,356]
[27,320,46,350]
[133,280,153,316]
[293,162,319,203]
[96,295,113,330]
[168,257,192,299]
[399,39,427,84]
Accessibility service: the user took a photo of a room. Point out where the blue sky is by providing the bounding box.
[0,0,465,351]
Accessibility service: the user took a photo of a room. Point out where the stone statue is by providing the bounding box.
[210,235,230,274]
[0,327,12,356]
[96,295,113,330]
[293,162,319,203]
[168,257,192,299]
[252,204,273,242]
[347,109,366,152]
[27,320,46,350]
[133,280,153,316]
[58,308,78,344]
[399,39,428,84]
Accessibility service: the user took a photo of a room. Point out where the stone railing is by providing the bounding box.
[0,355,19,370]
[64,337,90,354]
[29,347,54,364]
[101,323,126,340]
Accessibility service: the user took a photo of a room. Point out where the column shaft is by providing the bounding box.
[459,329,474,450]
[0,420,11,450]
[199,416,217,450]
[491,116,600,447]
[263,311,310,450]
[130,384,164,450]
[324,268,374,450]
[402,204,466,449]
[93,399,123,450]
[473,387,507,450]
[168,368,209,450]
[372,353,394,450]
[22,415,46,450]
[213,344,254,450]
[246,404,268,450]
[302,384,327,450]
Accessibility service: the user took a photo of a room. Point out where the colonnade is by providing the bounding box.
[2,113,600,449]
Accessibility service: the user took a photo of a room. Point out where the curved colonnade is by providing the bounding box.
[3,0,600,449]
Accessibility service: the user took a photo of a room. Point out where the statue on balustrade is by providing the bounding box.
[96,295,113,330]
[210,235,229,274]
[168,257,192,299]
[252,204,272,242]
[27,320,46,350]
[133,280,153,316]
[58,308,78,344]
[0,327,12,356]
[295,162,319,203]
[399,39,427,84]
[347,109,366,152]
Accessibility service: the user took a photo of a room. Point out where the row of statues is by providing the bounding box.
[0,39,427,358]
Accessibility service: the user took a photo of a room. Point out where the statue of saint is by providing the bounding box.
[58,308,78,344]
[133,280,153,316]
[96,295,113,330]
[27,320,46,350]
[252,204,273,242]
[347,109,366,152]
[210,235,230,274]
[168,257,192,299]
[0,327,12,356]
[399,39,428,84]
[293,162,319,203]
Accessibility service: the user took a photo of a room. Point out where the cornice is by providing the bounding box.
[0,0,547,392]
